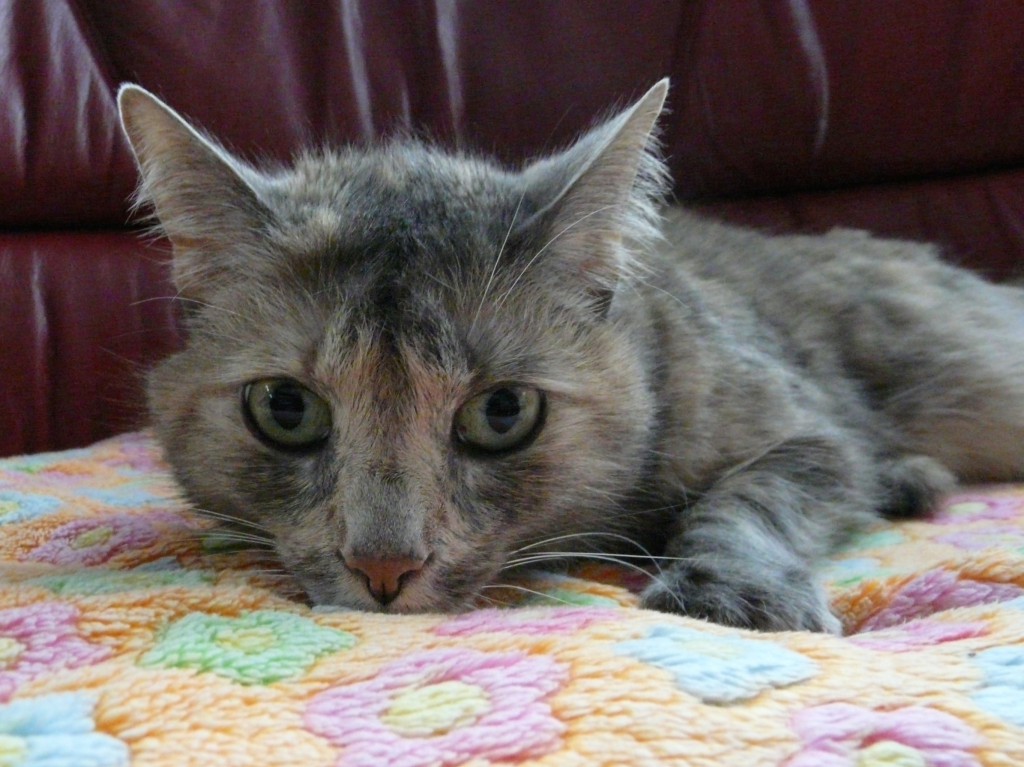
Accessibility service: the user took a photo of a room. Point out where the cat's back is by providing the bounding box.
[654,206,1022,360]
[656,207,976,318]
[651,207,1024,480]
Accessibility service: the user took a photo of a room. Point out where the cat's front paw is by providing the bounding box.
[639,563,841,633]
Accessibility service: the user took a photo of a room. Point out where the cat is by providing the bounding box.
[117,80,1024,632]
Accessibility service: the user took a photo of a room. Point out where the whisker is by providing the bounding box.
[472,592,502,608]
[631,277,690,315]
[608,502,688,519]
[505,531,688,613]
[523,551,686,614]
[493,204,618,312]
[510,530,653,555]
[501,551,657,579]
[424,270,456,291]
[504,551,695,567]
[479,583,577,607]
[471,188,527,335]
[197,546,278,559]
[188,508,272,533]
[502,550,681,610]
[195,531,274,545]
[130,294,245,320]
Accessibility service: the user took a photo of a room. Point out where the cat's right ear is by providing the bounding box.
[117,84,271,300]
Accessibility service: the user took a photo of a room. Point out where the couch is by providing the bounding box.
[4,0,1024,458]
[1,3,1023,765]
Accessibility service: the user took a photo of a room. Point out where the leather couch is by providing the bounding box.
[3,1,1024,457]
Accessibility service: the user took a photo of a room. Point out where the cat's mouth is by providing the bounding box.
[289,552,496,614]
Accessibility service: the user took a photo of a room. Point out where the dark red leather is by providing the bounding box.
[2,1,1023,455]
[0,233,179,455]
[698,167,1024,279]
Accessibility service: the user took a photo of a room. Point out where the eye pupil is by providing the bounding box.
[485,389,521,434]
[268,385,305,430]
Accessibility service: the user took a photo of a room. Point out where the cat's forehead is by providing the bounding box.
[264,144,543,296]
[250,143,569,387]
[283,144,527,238]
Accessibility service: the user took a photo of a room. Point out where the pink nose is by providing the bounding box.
[343,554,428,605]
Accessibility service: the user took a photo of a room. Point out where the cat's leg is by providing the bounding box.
[641,437,879,632]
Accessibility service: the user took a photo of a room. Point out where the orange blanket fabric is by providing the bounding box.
[0,432,1021,766]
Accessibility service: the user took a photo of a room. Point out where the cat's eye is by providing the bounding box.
[243,379,332,449]
[454,386,545,453]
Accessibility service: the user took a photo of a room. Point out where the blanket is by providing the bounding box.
[0,432,1021,766]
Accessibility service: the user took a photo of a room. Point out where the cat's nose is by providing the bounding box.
[343,553,428,605]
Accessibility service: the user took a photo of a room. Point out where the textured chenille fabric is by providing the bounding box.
[0,432,1021,766]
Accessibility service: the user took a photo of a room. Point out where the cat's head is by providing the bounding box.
[118,81,669,611]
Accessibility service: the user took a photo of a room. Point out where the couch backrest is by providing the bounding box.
[7,1,1024,225]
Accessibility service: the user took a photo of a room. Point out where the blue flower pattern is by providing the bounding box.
[972,646,1024,727]
[0,492,62,525]
[79,486,165,508]
[0,693,129,767]
[616,626,817,703]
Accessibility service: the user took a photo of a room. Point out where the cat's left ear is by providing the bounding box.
[523,80,669,312]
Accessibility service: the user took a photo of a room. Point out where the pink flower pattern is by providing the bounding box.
[305,649,567,767]
[849,618,988,652]
[935,525,1024,552]
[105,430,168,473]
[435,606,615,637]
[0,432,1022,763]
[933,494,1023,525]
[23,513,174,566]
[786,703,982,767]
[861,569,1024,630]
[0,603,110,702]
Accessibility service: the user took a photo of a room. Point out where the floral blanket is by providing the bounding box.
[0,432,1022,766]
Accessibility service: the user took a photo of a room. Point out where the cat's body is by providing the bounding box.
[118,81,1024,631]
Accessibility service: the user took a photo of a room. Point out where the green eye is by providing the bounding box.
[454,386,545,453]
[243,379,332,449]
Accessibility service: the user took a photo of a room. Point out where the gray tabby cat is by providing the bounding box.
[117,80,1024,632]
